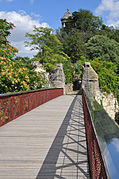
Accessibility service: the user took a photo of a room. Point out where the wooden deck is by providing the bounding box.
[0,95,90,179]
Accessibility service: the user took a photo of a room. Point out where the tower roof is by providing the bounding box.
[61,9,72,21]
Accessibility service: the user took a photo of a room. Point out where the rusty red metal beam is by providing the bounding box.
[82,90,108,179]
[0,88,63,127]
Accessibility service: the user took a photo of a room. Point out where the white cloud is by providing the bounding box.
[0,11,49,57]
[31,12,41,18]
[95,0,119,28]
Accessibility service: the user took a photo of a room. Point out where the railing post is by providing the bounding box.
[10,96,14,120]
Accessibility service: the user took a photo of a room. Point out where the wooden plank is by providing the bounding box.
[0,95,90,179]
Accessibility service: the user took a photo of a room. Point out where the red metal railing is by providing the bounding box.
[82,90,108,179]
[0,88,63,127]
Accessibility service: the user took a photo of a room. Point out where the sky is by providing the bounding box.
[0,0,119,57]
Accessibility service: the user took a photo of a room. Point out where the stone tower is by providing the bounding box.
[61,9,72,27]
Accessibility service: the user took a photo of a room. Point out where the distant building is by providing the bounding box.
[61,9,72,27]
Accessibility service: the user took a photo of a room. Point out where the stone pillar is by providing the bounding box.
[81,62,119,120]
[50,64,65,94]
[82,62,99,101]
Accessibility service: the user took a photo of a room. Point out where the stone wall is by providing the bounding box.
[95,91,119,120]
[65,83,73,94]
[82,62,119,120]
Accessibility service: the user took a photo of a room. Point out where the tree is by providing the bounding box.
[57,29,86,63]
[0,19,14,43]
[58,9,119,104]
[25,26,69,72]
[63,56,87,84]
[63,60,75,83]
[15,56,34,70]
[99,24,119,43]
[58,9,103,63]
[86,35,119,63]
[14,56,47,90]
[0,19,46,93]
[62,9,103,42]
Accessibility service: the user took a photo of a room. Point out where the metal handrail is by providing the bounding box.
[82,90,109,179]
[0,88,63,127]
[0,87,63,98]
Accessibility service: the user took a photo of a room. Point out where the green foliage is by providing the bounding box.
[0,19,46,93]
[61,9,103,41]
[59,9,119,104]
[91,59,119,103]
[0,56,46,93]
[0,19,14,44]
[74,56,86,76]
[25,26,69,72]
[58,29,86,63]
[63,56,86,84]
[99,24,119,43]
[14,56,47,91]
[58,9,103,63]
[15,56,33,70]
[63,56,86,83]
[86,35,119,63]
[1,8,119,108]
[63,60,75,83]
